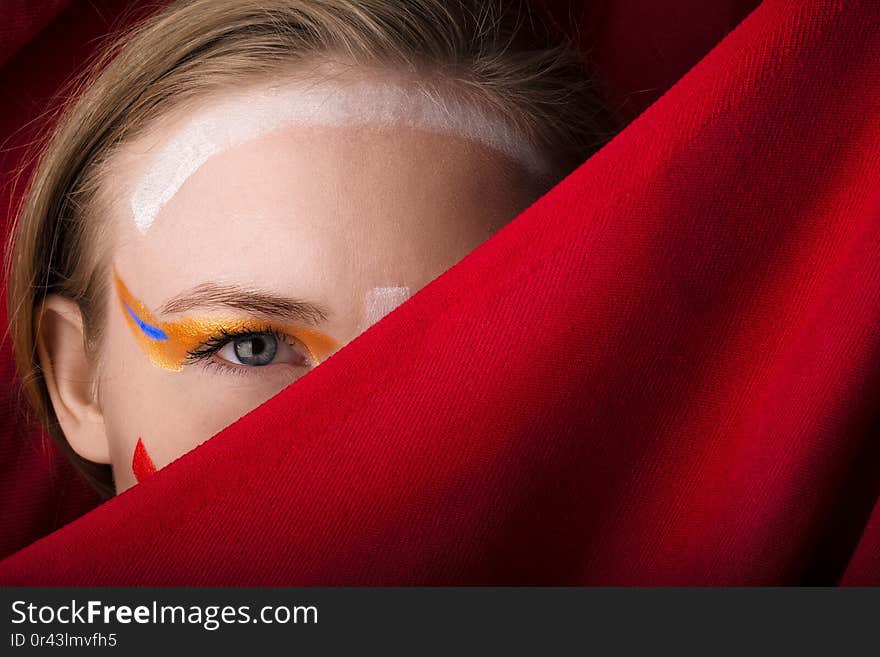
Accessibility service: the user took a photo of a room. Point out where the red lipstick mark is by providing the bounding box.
[132,436,157,483]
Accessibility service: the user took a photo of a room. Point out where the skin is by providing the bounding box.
[36,79,543,494]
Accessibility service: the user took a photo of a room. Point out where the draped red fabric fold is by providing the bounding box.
[1,0,878,584]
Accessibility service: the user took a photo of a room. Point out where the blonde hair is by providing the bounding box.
[5,0,613,498]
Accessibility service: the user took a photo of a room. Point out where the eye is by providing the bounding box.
[215,332,311,367]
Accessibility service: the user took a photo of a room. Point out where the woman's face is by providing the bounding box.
[91,87,540,493]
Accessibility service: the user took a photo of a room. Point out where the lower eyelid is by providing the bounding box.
[211,334,313,371]
[202,358,251,377]
[202,355,308,378]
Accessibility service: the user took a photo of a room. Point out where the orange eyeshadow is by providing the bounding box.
[114,270,338,372]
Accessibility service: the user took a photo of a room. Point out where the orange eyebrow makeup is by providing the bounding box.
[114,270,339,372]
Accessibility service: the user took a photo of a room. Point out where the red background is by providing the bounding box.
[1,0,878,585]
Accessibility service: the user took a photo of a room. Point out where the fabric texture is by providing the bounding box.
[0,0,878,584]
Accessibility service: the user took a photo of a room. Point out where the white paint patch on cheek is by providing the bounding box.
[130,80,553,233]
[362,286,411,331]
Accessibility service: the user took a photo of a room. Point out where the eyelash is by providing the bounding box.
[184,325,305,376]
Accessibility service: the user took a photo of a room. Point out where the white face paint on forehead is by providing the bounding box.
[130,78,553,234]
[361,286,412,332]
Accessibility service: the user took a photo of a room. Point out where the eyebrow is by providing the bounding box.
[157,283,330,325]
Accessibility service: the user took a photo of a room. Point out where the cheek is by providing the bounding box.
[98,339,200,491]
[100,310,300,491]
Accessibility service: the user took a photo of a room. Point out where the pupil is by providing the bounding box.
[233,334,277,365]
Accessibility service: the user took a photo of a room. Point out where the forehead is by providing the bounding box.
[102,81,538,313]
[127,77,550,233]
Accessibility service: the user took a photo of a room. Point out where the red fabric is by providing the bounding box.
[1,0,879,584]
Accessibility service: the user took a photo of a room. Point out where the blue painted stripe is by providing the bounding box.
[123,302,169,341]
